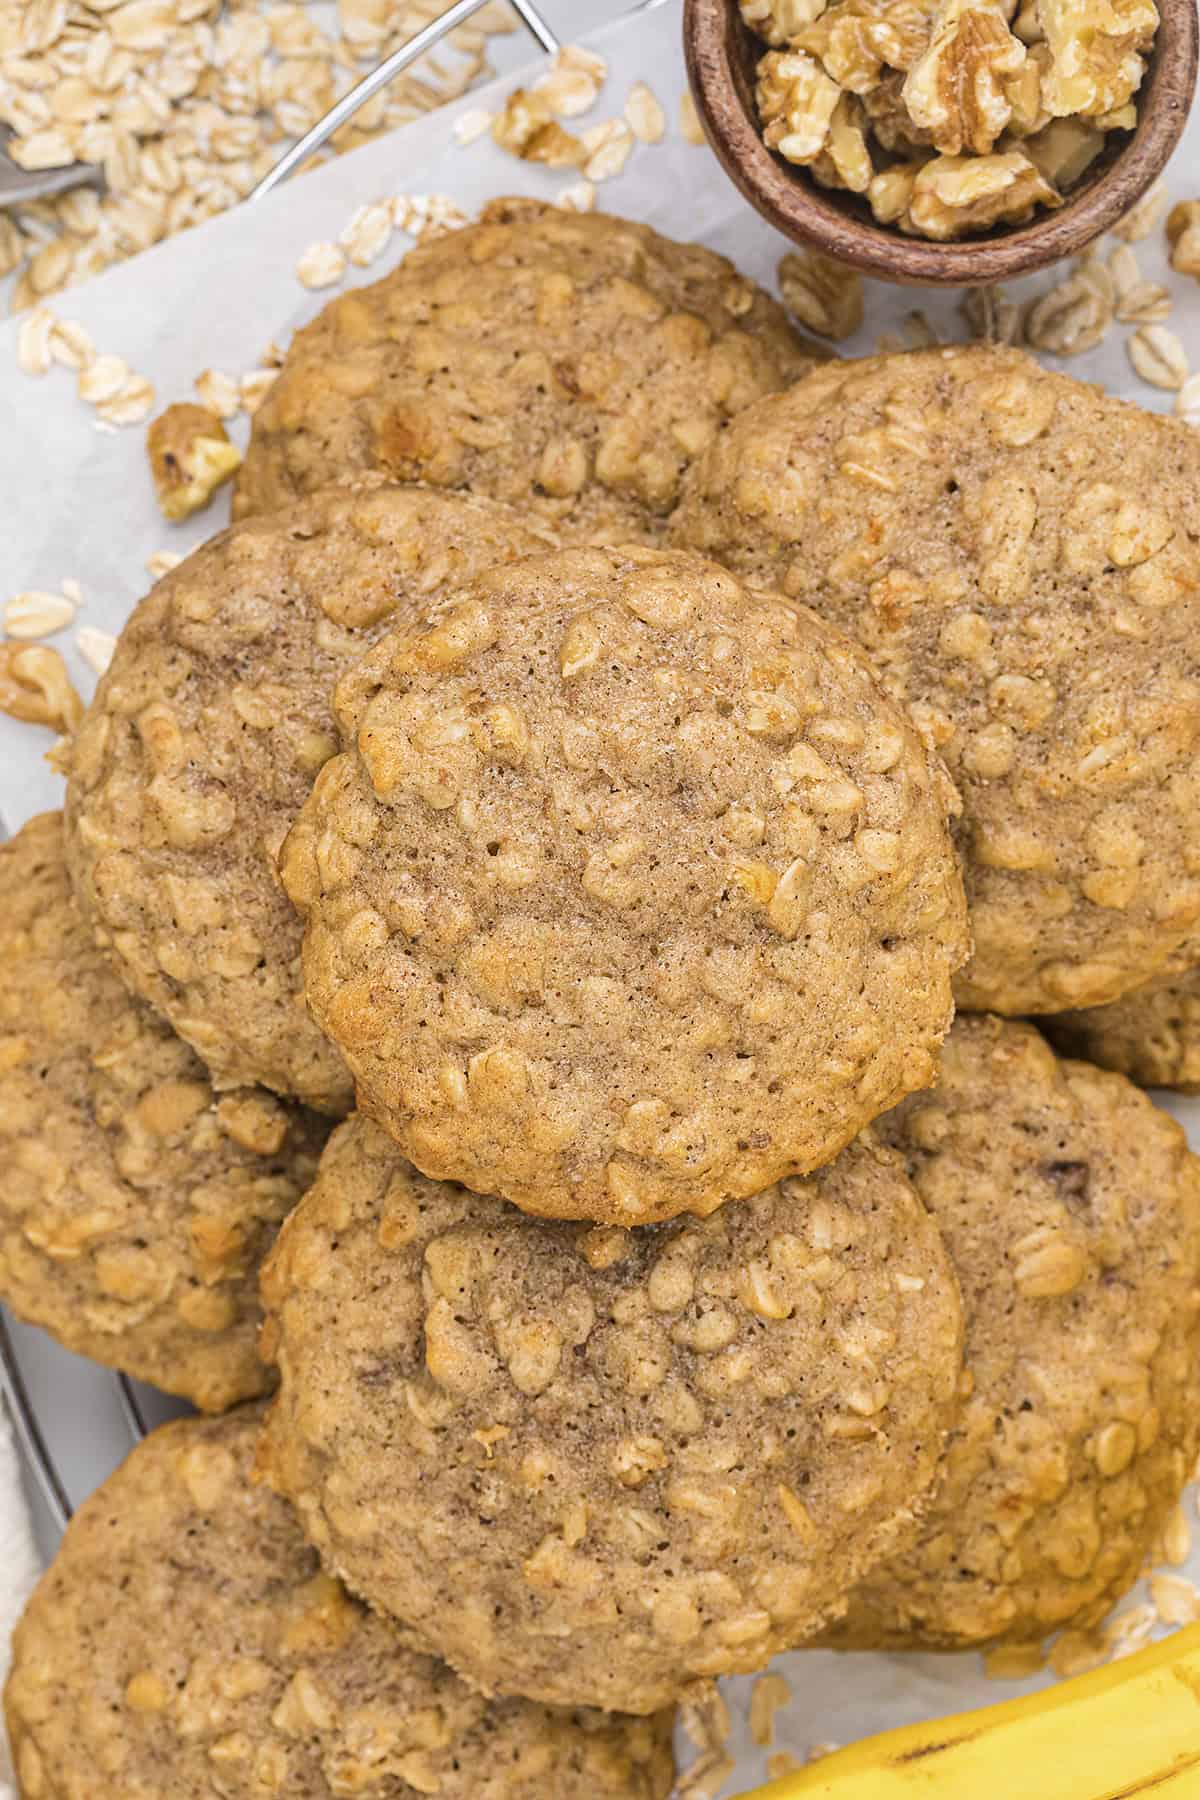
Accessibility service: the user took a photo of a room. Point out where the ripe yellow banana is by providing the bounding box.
[751,1623,1200,1798]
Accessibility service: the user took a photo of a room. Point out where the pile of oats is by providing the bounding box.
[0,0,517,312]
[742,0,1158,240]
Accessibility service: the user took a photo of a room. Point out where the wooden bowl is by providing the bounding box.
[684,0,1199,286]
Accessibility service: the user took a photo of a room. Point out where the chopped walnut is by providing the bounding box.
[903,149,1060,238]
[1167,201,1200,282]
[778,249,865,338]
[902,0,1027,155]
[741,0,832,44]
[744,0,1156,238]
[868,159,924,222]
[796,0,938,92]
[1003,43,1053,135]
[757,48,843,163]
[490,88,584,165]
[146,404,243,523]
[809,94,876,190]
[1023,115,1106,184]
[1037,0,1157,119]
[0,643,83,732]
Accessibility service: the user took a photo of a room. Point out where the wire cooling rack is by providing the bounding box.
[0,0,672,1543]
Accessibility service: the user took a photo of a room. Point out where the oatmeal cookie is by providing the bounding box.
[3,1408,676,1800]
[233,198,815,541]
[1043,969,1200,1092]
[65,484,551,1112]
[0,813,326,1413]
[280,545,969,1223]
[257,1116,965,1712]
[670,346,1200,1015]
[825,1015,1200,1651]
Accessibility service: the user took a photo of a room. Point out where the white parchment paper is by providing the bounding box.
[2,5,1200,1792]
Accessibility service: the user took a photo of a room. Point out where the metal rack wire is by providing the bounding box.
[0,0,673,1537]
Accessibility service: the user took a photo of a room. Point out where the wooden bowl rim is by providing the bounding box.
[684,0,1199,286]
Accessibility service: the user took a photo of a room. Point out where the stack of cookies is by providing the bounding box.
[6,197,1200,1798]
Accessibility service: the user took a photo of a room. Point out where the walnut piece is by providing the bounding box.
[796,0,938,92]
[746,0,1155,239]
[0,643,83,732]
[902,0,1027,155]
[741,0,832,42]
[757,49,843,162]
[1167,201,1200,282]
[146,404,242,523]
[1037,0,1157,119]
[490,88,584,165]
[1023,114,1105,185]
[903,149,1060,238]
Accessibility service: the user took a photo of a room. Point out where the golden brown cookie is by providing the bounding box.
[233,198,814,541]
[280,544,970,1224]
[670,346,1200,1015]
[257,1115,965,1713]
[1043,970,1200,1092]
[4,1408,676,1800]
[825,1015,1200,1651]
[0,813,327,1413]
[65,484,551,1113]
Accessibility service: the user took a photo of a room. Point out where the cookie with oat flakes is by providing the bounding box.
[823,1014,1200,1652]
[670,345,1200,1015]
[233,198,816,542]
[279,544,969,1224]
[3,1407,677,1800]
[1043,966,1200,1093]
[0,813,327,1414]
[256,1115,964,1713]
[65,484,552,1114]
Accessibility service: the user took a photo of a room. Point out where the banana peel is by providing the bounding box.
[749,1622,1200,1798]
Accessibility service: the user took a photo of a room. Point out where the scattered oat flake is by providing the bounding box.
[98,374,156,426]
[675,1751,735,1800]
[768,1752,802,1780]
[583,118,634,182]
[60,579,83,607]
[340,200,393,267]
[1113,179,1168,242]
[1151,1571,1200,1625]
[680,91,706,145]
[1115,279,1172,326]
[1103,1601,1158,1659]
[16,307,54,377]
[1128,323,1189,391]
[194,369,242,421]
[558,179,596,214]
[146,549,184,581]
[78,353,130,405]
[4,591,76,640]
[1177,372,1200,427]
[240,369,279,416]
[453,107,494,145]
[983,1641,1046,1680]
[749,1672,792,1748]
[1163,1503,1192,1567]
[48,319,95,372]
[1049,1629,1107,1678]
[297,242,347,290]
[76,626,117,676]
[807,1741,841,1762]
[625,81,665,144]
